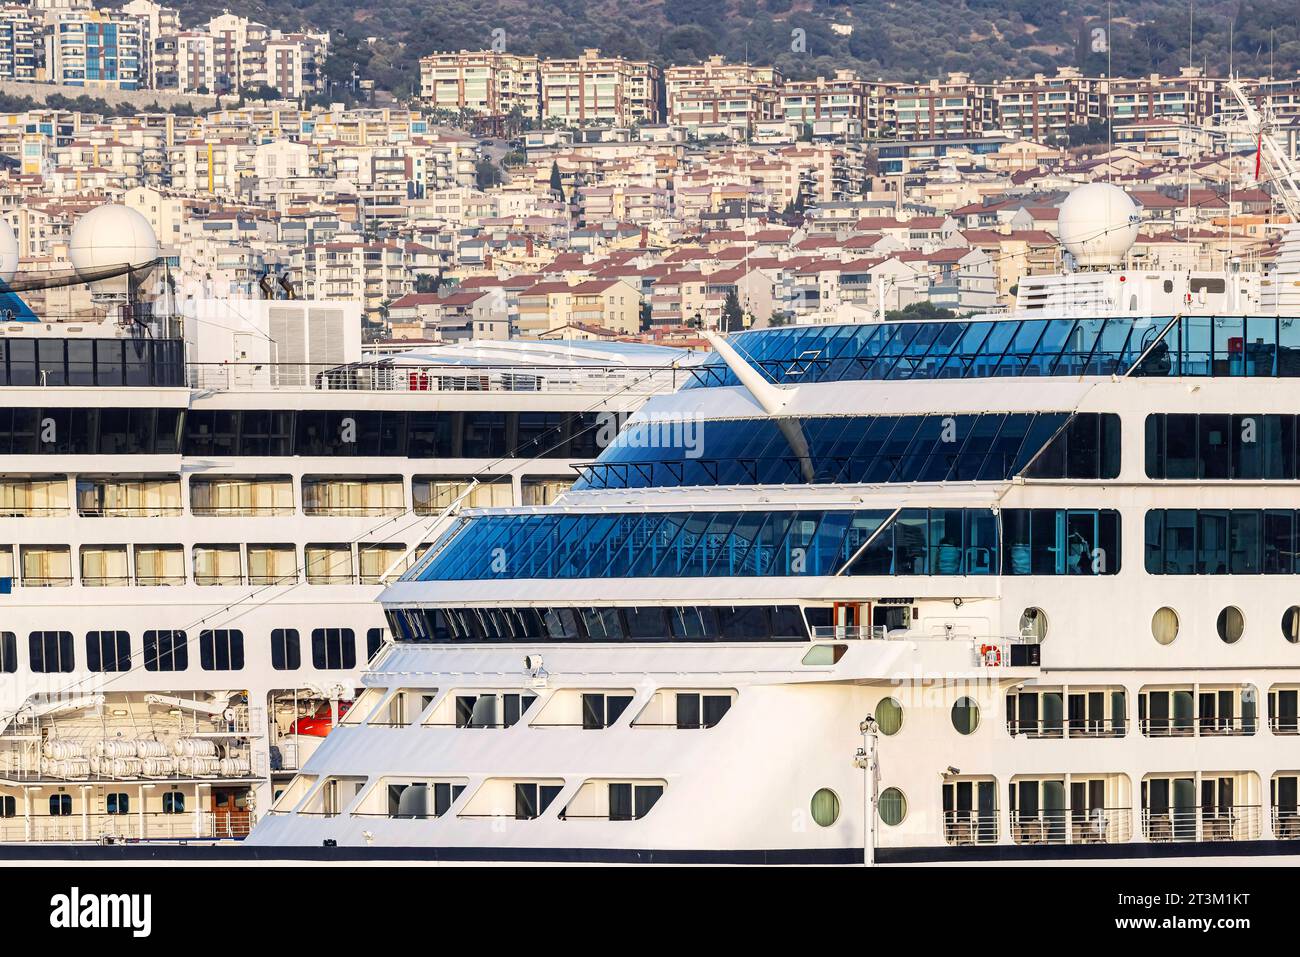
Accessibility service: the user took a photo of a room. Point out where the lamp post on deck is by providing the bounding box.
[855,715,879,867]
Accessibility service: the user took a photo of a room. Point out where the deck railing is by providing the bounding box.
[1141,805,1262,842]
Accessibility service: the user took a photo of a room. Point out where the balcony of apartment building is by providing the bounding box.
[1141,773,1262,843]
[1138,686,1258,738]
[1006,687,1128,739]
[1007,774,1133,845]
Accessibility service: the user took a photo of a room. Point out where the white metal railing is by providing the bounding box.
[0,811,256,843]
[1010,808,1132,845]
[1141,806,1262,843]
[185,362,689,395]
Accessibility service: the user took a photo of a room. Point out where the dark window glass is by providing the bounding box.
[366,628,384,660]
[143,630,187,671]
[28,631,73,672]
[271,628,301,670]
[0,632,16,673]
[86,630,130,672]
[311,628,355,669]
[199,629,244,670]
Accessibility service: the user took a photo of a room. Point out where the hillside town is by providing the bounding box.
[1,2,1298,345]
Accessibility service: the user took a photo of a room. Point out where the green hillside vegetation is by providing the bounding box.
[128,1,1300,99]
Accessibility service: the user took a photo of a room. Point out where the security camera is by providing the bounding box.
[946,766,961,776]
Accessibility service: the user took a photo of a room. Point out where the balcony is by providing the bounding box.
[1141,806,1262,843]
[942,809,997,846]
[1009,808,1132,845]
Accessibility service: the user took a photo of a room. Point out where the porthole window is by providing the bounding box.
[810,788,840,827]
[1019,607,1048,641]
[1283,607,1300,644]
[876,697,903,736]
[879,787,907,826]
[1152,607,1179,645]
[1217,606,1244,644]
[951,696,980,735]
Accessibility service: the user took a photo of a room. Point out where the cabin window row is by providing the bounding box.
[0,628,383,674]
[1145,509,1300,575]
[0,408,615,459]
[386,605,811,644]
[1146,414,1300,480]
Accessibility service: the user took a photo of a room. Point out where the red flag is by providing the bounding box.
[1256,131,1263,179]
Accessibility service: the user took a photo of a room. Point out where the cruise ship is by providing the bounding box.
[0,205,689,845]
[249,182,1300,863]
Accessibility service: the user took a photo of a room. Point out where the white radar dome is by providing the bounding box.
[0,218,17,286]
[1057,183,1140,268]
[68,205,160,278]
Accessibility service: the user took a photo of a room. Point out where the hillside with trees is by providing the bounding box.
[149,1,1300,99]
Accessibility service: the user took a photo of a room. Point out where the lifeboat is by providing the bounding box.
[288,701,351,737]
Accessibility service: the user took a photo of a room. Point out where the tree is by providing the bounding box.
[549,160,563,197]
[475,158,502,190]
[721,288,744,332]
[884,301,957,322]
[639,301,653,332]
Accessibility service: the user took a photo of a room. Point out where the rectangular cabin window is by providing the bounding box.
[143,630,188,672]
[358,543,408,584]
[0,632,16,673]
[310,628,355,670]
[305,544,354,585]
[247,544,297,585]
[86,631,131,672]
[28,630,73,672]
[520,477,573,506]
[199,629,244,671]
[194,545,244,586]
[20,545,71,587]
[190,476,294,516]
[302,476,403,517]
[76,475,180,517]
[134,545,185,586]
[0,475,68,517]
[413,476,513,515]
[270,628,301,670]
[80,544,129,586]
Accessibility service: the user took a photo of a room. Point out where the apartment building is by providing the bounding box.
[175,31,214,94]
[781,70,867,135]
[121,0,179,89]
[877,73,995,140]
[666,56,781,137]
[47,9,146,90]
[0,5,41,82]
[539,49,660,127]
[295,241,413,322]
[419,51,541,121]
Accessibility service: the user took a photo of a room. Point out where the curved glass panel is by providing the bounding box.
[683,316,1300,389]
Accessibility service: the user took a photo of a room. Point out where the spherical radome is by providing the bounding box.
[1057,183,1139,268]
[68,205,160,277]
[0,217,17,286]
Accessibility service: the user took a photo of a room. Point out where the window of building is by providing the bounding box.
[271,628,301,670]
[76,474,181,517]
[302,476,403,516]
[359,544,407,585]
[365,628,385,660]
[162,791,184,813]
[49,794,72,816]
[311,627,355,670]
[0,796,14,817]
[189,475,293,516]
[106,792,129,815]
[79,544,130,586]
[413,475,513,514]
[199,629,244,670]
[28,631,73,673]
[193,545,243,585]
[86,630,130,672]
[143,630,188,671]
[1019,607,1048,641]
[811,788,840,827]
